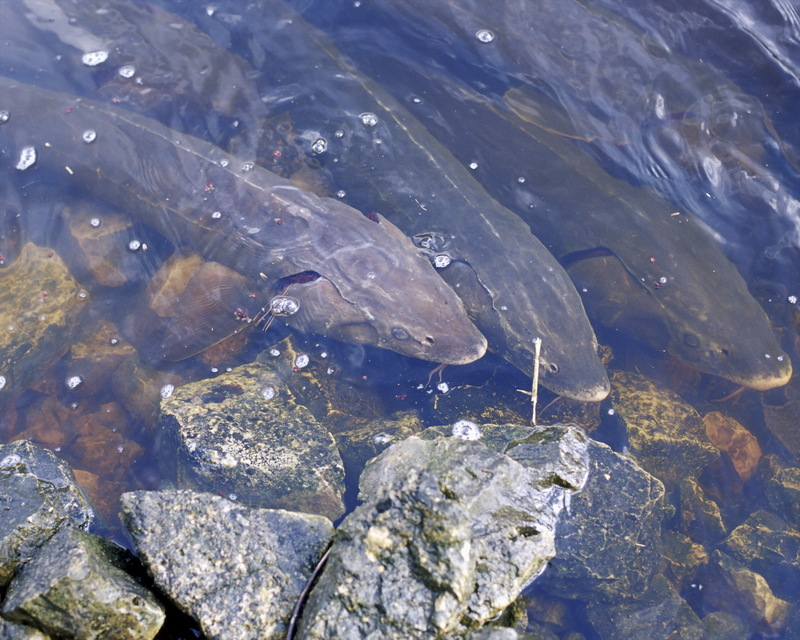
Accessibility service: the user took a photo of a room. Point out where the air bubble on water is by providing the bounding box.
[437,382,449,394]
[367,272,376,280]
[241,161,254,172]
[211,367,219,373]
[118,65,136,79]
[311,137,327,154]
[469,162,478,170]
[110,338,118,345]
[78,291,88,299]
[269,348,281,357]
[433,254,451,269]
[82,129,97,143]
[160,384,175,399]
[66,375,83,389]
[608,408,616,416]
[219,159,229,168]
[262,386,276,401]
[0,375,6,391]
[778,355,785,362]
[0,454,21,467]
[789,295,797,304]
[117,445,125,453]
[270,296,300,316]
[659,276,667,284]
[206,5,217,16]
[90,218,101,227]
[359,112,378,127]
[373,432,391,445]
[334,129,345,139]
[336,190,346,198]
[128,239,141,251]
[15,146,36,171]
[82,50,109,66]
[517,176,526,184]
[211,211,222,219]
[295,354,310,369]
[0,110,10,124]
[452,419,481,440]
[475,29,495,43]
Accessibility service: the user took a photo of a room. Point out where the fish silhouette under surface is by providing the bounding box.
[0,76,487,365]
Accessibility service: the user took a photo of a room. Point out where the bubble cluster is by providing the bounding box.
[452,419,481,441]
[270,296,300,316]
[311,138,327,154]
[15,146,37,171]
[160,384,175,399]
[118,65,136,79]
[359,112,378,127]
[82,50,109,66]
[295,354,310,369]
[261,386,276,400]
[433,254,451,269]
[66,375,83,390]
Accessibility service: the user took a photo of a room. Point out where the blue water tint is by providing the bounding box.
[1,0,800,636]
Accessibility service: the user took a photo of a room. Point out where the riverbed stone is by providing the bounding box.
[586,575,704,640]
[719,509,800,599]
[297,431,588,639]
[0,619,50,640]
[0,440,94,586]
[158,362,345,520]
[761,455,800,527]
[609,371,718,486]
[0,243,87,393]
[540,439,669,602]
[706,549,789,635]
[1,526,164,639]
[120,490,333,640]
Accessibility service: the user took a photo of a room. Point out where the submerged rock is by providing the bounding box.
[609,371,718,486]
[297,429,588,639]
[120,490,333,640]
[541,439,669,602]
[0,243,87,393]
[1,526,164,640]
[0,619,50,639]
[586,575,704,640]
[0,440,94,586]
[158,362,345,520]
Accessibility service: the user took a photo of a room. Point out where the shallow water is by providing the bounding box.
[2,0,800,637]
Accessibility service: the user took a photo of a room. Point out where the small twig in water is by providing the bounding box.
[531,338,542,426]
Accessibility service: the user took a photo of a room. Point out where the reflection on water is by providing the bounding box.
[1,0,800,636]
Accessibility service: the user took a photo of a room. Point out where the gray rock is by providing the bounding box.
[1,526,164,639]
[541,439,668,601]
[297,430,588,639]
[586,575,704,640]
[719,509,800,599]
[467,628,519,640]
[761,455,800,527]
[0,619,50,640]
[0,440,94,586]
[705,549,789,636]
[701,611,749,640]
[120,490,333,640]
[158,362,346,520]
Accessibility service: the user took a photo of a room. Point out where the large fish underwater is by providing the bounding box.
[299,48,791,391]
[0,76,488,367]
[160,0,611,402]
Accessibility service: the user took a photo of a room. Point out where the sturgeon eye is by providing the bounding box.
[391,327,410,341]
[684,332,700,348]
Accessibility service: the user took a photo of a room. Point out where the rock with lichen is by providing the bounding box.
[158,362,346,520]
[0,440,94,587]
[120,490,333,640]
[1,526,164,640]
[297,427,589,639]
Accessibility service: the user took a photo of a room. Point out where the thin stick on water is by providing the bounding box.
[530,337,542,426]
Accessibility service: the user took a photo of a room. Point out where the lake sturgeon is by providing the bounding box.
[0,76,487,366]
